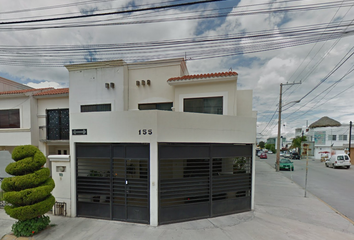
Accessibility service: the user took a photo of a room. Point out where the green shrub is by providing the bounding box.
[0,145,55,231]
[4,178,55,206]
[12,215,50,237]
[1,168,50,192]
[11,145,39,162]
[5,195,55,221]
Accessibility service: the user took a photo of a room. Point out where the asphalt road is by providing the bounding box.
[259,153,354,222]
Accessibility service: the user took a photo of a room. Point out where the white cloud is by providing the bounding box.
[26,81,63,89]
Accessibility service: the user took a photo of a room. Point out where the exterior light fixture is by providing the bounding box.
[147,80,151,85]
[110,82,115,88]
[105,83,110,89]
[136,81,140,86]
[141,80,146,86]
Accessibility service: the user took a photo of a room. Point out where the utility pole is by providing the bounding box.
[349,121,352,157]
[276,82,301,172]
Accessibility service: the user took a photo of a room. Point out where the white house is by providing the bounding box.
[1,58,257,226]
[306,116,353,159]
[0,88,69,176]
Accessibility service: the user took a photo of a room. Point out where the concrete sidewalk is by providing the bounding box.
[1,160,354,240]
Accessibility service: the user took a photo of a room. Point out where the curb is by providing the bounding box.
[1,234,35,240]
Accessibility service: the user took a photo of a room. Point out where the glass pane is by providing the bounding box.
[204,97,223,114]
[81,104,111,112]
[184,98,203,113]
[184,97,223,114]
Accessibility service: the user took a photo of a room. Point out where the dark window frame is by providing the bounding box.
[47,108,69,140]
[138,102,173,111]
[0,109,20,128]
[183,96,223,115]
[81,104,112,112]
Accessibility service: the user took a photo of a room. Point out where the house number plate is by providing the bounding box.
[139,129,152,135]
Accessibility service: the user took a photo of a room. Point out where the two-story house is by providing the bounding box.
[1,58,257,226]
[306,116,353,159]
[65,58,256,226]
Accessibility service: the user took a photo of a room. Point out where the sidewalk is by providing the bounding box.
[1,160,354,240]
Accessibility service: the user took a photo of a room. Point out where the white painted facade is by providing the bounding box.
[66,58,257,226]
[306,125,354,159]
[0,58,256,226]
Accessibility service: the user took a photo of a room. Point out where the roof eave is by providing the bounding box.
[34,93,69,99]
[167,75,237,86]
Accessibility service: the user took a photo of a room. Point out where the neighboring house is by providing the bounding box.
[0,58,257,226]
[305,116,354,159]
[0,76,32,92]
[0,88,69,170]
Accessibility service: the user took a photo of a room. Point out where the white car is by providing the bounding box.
[325,154,351,169]
[268,151,273,154]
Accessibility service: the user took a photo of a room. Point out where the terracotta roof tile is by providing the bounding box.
[167,71,238,82]
[0,88,54,95]
[33,88,69,96]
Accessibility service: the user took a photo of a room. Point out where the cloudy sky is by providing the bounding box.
[1,0,354,140]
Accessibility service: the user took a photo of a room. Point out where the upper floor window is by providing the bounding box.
[339,135,347,141]
[184,97,223,115]
[81,104,111,112]
[0,109,20,128]
[47,109,69,140]
[328,135,336,141]
[139,102,173,111]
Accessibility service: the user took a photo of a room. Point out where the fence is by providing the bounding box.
[0,178,5,208]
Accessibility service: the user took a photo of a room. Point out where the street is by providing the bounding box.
[259,153,354,222]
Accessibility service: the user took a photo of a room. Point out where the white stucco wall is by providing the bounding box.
[69,111,256,144]
[0,96,33,146]
[173,81,237,116]
[67,61,127,114]
[128,60,183,110]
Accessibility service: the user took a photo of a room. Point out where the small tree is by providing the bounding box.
[291,136,307,152]
[1,145,55,237]
[259,141,265,149]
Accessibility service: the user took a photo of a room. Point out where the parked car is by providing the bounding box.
[260,152,267,159]
[284,152,291,158]
[257,151,263,157]
[290,152,300,160]
[280,151,284,157]
[325,154,351,169]
[275,159,294,171]
[268,151,273,154]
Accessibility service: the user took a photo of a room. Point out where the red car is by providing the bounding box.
[260,152,267,159]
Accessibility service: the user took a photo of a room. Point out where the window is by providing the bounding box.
[47,109,69,140]
[81,104,111,112]
[138,102,172,111]
[184,97,223,115]
[0,109,20,128]
[339,135,347,141]
[328,135,336,141]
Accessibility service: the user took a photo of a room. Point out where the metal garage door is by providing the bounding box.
[159,143,252,224]
[76,143,149,224]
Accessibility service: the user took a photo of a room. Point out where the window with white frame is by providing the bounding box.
[339,135,348,141]
[0,109,20,128]
[328,135,336,141]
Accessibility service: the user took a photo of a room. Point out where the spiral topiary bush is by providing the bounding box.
[1,145,55,222]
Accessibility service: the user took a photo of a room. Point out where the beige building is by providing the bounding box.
[1,58,256,226]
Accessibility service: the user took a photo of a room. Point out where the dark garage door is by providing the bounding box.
[159,143,252,224]
[76,143,150,224]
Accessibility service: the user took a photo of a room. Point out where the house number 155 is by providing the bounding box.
[139,129,152,135]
